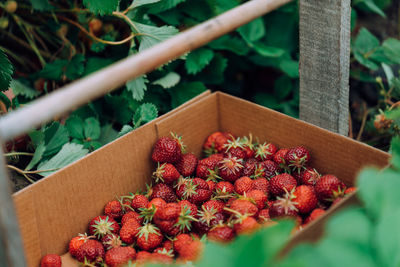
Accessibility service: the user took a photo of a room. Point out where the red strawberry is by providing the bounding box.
[105,247,136,267]
[273,148,289,165]
[260,160,281,179]
[258,209,270,223]
[268,198,298,219]
[152,136,183,163]
[203,199,225,213]
[136,224,163,251]
[251,178,269,194]
[246,190,267,210]
[218,156,244,182]
[104,200,124,220]
[203,132,234,155]
[150,253,174,264]
[234,176,254,195]
[284,146,310,173]
[177,239,203,262]
[154,202,181,221]
[300,168,321,186]
[344,187,357,195]
[75,239,105,263]
[102,233,122,250]
[207,180,216,191]
[241,134,256,159]
[194,211,225,234]
[119,218,141,245]
[40,254,61,267]
[131,194,149,211]
[140,197,167,223]
[173,234,194,253]
[136,251,152,265]
[242,158,258,177]
[269,173,297,197]
[255,142,277,161]
[121,211,143,225]
[303,208,326,225]
[233,216,259,235]
[69,233,91,257]
[196,153,223,180]
[214,181,235,199]
[228,199,258,216]
[292,185,318,214]
[153,163,180,184]
[223,137,246,159]
[314,174,346,202]
[88,216,120,238]
[179,200,198,217]
[175,153,198,177]
[149,183,177,203]
[176,178,212,205]
[147,197,167,210]
[207,224,234,243]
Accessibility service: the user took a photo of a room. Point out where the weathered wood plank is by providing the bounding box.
[0,138,27,267]
[299,0,351,135]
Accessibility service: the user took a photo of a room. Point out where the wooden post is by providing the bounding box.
[299,0,351,135]
[0,137,27,266]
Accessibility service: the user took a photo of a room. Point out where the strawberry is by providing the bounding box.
[154,203,197,236]
[268,197,298,219]
[207,180,216,191]
[179,200,198,217]
[245,190,267,210]
[223,137,246,159]
[153,163,180,184]
[105,247,136,267]
[173,234,194,253]
[218,155,244,182]
[175,153,198,177]
[69,233,91,257]
[149,183,177,203]
[136,251,152,265]
[284,146,310,173]
[154,202,181,221]
[88,215,120,238]
[161,240,174,252]
[292,185,318,214]
[344,187,357,195]
[269,173,297,197]
[40,254,61,267]
[234,176,254,195]
[214,181,235,199]
[194,211,225,234]
[176,178,212,205]
[257,209,270,223]
[136,223,163,251]
[228,199,258,216]
[303,208,326,225]
[104,200,124,220]
[119,218,141,245]
[260,160,281,179]
[150,253,174,264]
[255,142,277,161]
[314,174,346,202]
[121,211,143,225]
[102,233,122,250]
[300,167,321,186]
[207,224,234,243]
[75,239,105,263]
[152,136,183,163]
[242,158,258,177]
[240,134,256,159]
[131,194,149,211]
[203,132,234,155]
[177,239,203,262]
[251,177,269,194]
[203,199,225,213]
[140,197,167,222]
[196,153,223,180]
[273,148,289,165]
[233,216,260,235]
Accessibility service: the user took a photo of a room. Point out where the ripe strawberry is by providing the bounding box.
[269,173,297,197]
[284,146,310,173]
[136,251,152,265]
[314,174,346,202]
[175,153,198,177]
[131,194,149,211]
[102,233,122,250]
[214,181,235,199]
[273,148,289,165]
[268,198,298,219]
[121,211,143,225]
[344,187,357,195]
[218,155,244,182]
[69,233,91,257]
[149,183,177,203]
[292,185,318,214]
[251,177,269,194]
[300,168,321,186]
[260,160,281,179]
[40,254,61,267]
[240,134,256,159]
[228,199,258,216]
[196,153,223,180]
[104,200,124,220]
[246,190,267,210]
[136,223,163,251]
[154,203,197,236]
[257,209,270,223]
[177,239,203,262]
[207,180,216,191]
[194,211,225,234]
[255,142,277,161]
[75,239,105,263]
[152,136,183,163]
[303,208,326,225]
[140,197,167,223]
[207,224,234,243]
[150,253,174,264]
[154,202,181,221]
[105,247,136,267]
[176,178,212,205]
[234,176,254,195]
[233,216,260,235]
[203,132,234,155]
[153,163,180,184]
[88,216,120,238]
[242,158,258,177]
[223,137,246,159]
[179,200,198,217]
[161,240,174,251]
[119,218,141,244]
[203,199,225,213]
[173,234,194,253]
[147,197,167,210]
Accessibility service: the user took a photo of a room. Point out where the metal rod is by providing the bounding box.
[0,0,292,141]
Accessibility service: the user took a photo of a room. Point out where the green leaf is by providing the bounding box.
[354,51,380,70]
[98,124,119,145]
[382,38,400,64]
[10,80,40,99]
[354,28,380,54]
[130,0,161,9]
[148,0,186,13]
[39,59,68,80]
[65,116,85,140]
[126,75,148,101]
[374,210,400,266]
[118,125,134,137]
[382,63,394,87]
[84,117,101,140]
[25,142,46,171]
[152,72,181,88]
[43,122,69,157]
[209,36,250,56]
[133,103,158,128]
[134,22,179,51]
[279,59,299,78]
[105,94,135,125]
[274,75,292,101]
[37,143,89,176]
[0,49,14,92]
[196,242,234,267]
[206,0,239,15]
[194,53,228,84]
[390,136,400,170]
[65,54,85,80]
[82,0,120,15]
[356,0,386,17]
[185,48,215,74]
[84,57,115,76]
[252,43,286,58]
[169,81,207,108]
[254,93,280,109]
[237,18,265,43]
[0,92,11,110]
[29,0,54,11]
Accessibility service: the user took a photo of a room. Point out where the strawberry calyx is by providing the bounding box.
[153,162,167,183]
[139,205,157,223]
[326,186,346,202]
[212,187,235,200]
[203,144,218,157]
[181,180,199,199]
[251,164,266,179]
[91,216,115,238]
[82,257,98,267]
[275,189,298,214]
[287,153,308,173]
[136,223,161,241]
[205,168,221,182]
[240,134,256,151]
[155,247,174,257]
[170,132,186,154]
[255,142,274,161]
[174,206,198,232]
[224,137,244,153]
[219,156,244,175]
[197,206,218,226]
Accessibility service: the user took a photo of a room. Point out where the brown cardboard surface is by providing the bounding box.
[12,91,390,266]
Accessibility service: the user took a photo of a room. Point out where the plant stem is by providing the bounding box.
[4,152,34,157]
[356,103,370,141]
[7,165,35,184]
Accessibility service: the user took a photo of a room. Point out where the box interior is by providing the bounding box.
[12,92,390,266]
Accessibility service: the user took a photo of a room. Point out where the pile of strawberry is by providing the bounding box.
[40,132,356,267]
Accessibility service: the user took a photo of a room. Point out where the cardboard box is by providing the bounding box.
[12,91,390,266]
